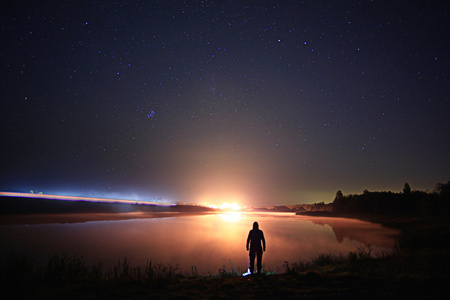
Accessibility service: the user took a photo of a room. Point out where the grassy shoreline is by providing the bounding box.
[2,251,448,299]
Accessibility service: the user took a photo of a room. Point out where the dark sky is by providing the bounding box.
[1,1,449,206]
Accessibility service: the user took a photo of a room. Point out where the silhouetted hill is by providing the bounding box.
[0,196,214,215]
[250,203,332,213]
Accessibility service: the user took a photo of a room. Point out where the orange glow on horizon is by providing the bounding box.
[196,192,246,211]
[203,202,243,211]
[219,202,241,210]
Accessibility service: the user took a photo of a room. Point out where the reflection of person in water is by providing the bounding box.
[246,221,266,274]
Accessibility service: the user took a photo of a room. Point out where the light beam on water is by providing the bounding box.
[0,212,400,275]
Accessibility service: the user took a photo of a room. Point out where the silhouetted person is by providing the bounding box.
[246,221,266,274]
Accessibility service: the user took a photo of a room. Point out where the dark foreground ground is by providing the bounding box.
[2,214,450,299]
[2,267,448,300]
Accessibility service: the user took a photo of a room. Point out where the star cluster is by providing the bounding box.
[1,1,449,205]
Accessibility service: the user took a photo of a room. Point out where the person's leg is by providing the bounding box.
[256,250,262,274]
[249,251,255,274]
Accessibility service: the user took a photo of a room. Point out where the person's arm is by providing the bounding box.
[262,232,266,252]
[246,231,251,251]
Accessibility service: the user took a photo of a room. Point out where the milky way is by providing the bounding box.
[1,1,449,206]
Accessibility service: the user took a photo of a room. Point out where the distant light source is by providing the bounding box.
[219,202,241,211]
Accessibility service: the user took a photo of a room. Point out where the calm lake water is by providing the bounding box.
[0,212,399,274]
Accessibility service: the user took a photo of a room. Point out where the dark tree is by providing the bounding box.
[332,190,345,213]
[335,190,343,200]
[435,181,450,212]
[403,183,411,194]
[435,181,450,198]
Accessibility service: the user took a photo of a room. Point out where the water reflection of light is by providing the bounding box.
[0,213,401,275]
[220,212,244,222]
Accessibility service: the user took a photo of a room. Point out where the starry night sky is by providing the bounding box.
[1,1,449,206]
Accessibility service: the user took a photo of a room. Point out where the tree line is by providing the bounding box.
[332,181,450,217]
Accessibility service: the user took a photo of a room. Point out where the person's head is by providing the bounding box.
[253,221,259,229]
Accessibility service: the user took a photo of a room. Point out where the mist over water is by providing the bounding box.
[0,213,399,274]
